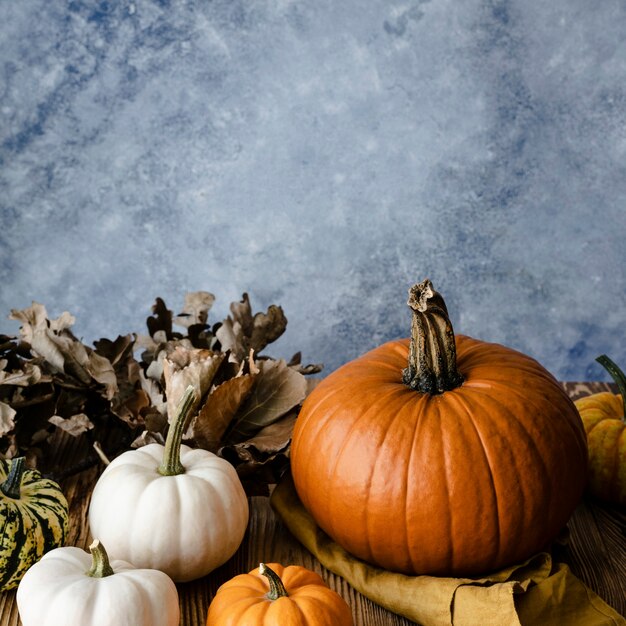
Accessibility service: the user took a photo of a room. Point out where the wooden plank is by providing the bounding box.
[1,382,624,625]
[564,500,626,616]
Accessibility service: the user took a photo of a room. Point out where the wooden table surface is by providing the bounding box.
[1,382,624,625]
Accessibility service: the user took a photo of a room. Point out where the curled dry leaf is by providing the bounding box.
[216,293,287,362]
[9,303,117,398]
[287,351,324,375]
[0,361,42,386]
[9,304,74,372]
[146,297,174,340]
[49,413,94,437]
[0,401,16,437]
[173,292,215,328]
[193,372,257,453]
[225,359,307,443]
[163,347,224,421]
[241,413,298,453]
[95,336,150,426]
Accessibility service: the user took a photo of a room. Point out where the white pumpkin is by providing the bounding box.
[88,387,249,582]
[16,540,179,626]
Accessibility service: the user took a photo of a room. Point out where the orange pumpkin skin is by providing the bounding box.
[575,392,626,506]
[206,563,353,625]
[291,335,588,577]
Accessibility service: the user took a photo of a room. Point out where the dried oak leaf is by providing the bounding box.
[0,401,16,436]
[131,429,165,448]
[219,415,295,496]
[287,351,324,375]
[139,370,166,416]
[8,303,117,399]
[193,370,257,453]
[94,335,150,426]
[225,359,307,443]
[0,361,43,386]
[49,413,94,437]
[146,297,174,340]
[142,338,194,382]
[173,292,215,328]
[163,347,224,421]
[216,293,287,362]
[241,412,297,453]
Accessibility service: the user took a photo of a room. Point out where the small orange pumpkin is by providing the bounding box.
[206,563,353,625]
[291,279,588,576]
[574,355,626,506]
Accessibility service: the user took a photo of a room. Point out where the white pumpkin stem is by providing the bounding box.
[402,279,464,394]
[0,457,25,500]
[596,355,626,422]
[259,563,288,600]
[87,540,115,578]
[158,386,196,476]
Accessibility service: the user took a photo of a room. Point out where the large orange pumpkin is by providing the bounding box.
[206,562,352,625]
[291,279,588,576]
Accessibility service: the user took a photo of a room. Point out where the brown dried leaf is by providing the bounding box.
[226,359,307,443]
[0,401,16,436]
[291,362,324,375]
[242,413,297,453]
[93,335,134,367]
[84,351,117,400]
[94,336,149,425]
[144,338,194,381]
[131,429,165,448]
[193,373,257,452]
[139,370,166,416]
[218,442,291,497]
[144,410,168,434]
[216,293,287,362]
[49,413,94,437]
[0,361,42,386]
[9,303,75,372]
[9,303,117,398]
[174,292,215,328]
[147,298,173,339]
[163,347,224,420]
[112,387,150,425]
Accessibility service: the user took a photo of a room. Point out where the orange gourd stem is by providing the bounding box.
[0,457,25,500]
[595,355,626,422]
[259,563,288,600]
[158,386,196,476]
[402,279,464,394]
[87,540,115,578]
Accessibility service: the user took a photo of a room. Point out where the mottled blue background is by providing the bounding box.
[1,0,625,380]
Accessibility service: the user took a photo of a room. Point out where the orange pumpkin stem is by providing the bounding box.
[259,563,288,600]
[596,355,626,421]
[402,279,464,394]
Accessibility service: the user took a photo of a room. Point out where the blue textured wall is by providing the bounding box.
[1,0,625,380]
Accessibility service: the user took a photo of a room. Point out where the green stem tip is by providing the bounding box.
[259,563,289,600]
[158,385,197,476]
[87,540,115,578]
[595,355,626,422]
[1,457,26,500]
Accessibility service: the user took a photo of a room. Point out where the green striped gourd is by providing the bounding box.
[0,457,69,590]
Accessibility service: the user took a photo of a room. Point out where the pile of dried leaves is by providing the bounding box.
[0,292,321,495]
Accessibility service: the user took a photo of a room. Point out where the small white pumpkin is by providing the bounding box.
[16,539,179,626]
[88,387,249,582]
